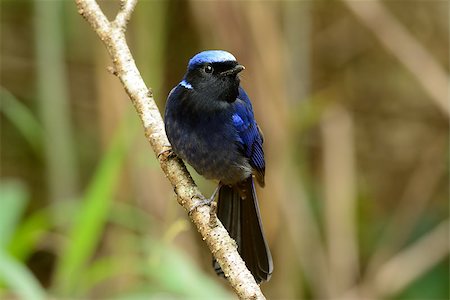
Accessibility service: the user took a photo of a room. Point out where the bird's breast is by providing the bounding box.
[165,107,251,184]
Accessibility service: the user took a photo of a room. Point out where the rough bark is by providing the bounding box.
[74,0,266,299]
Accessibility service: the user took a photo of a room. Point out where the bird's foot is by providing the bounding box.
[207,184,221,227]
[188,195,215,216]
[188,184,222,228]
[209,198,218,228]
[157,144,174,159]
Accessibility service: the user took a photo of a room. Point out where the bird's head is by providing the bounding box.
[182,50,245,103]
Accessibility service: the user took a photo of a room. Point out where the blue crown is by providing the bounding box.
[188,50,236,69]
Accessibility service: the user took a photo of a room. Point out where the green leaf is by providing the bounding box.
[0,87,43,155]
[0,249,46,300]
[143,242,232,299]
[54,113,137,296]
[0,180,29,247]
[7,208,51,261]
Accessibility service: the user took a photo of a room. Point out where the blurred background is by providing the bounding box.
[1,0,448,299]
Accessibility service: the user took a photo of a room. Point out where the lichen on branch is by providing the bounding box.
[74,0,266,299]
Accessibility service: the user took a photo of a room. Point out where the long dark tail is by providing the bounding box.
[213,177,273,283]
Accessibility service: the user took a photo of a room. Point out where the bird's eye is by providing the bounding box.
[204,64,213,74]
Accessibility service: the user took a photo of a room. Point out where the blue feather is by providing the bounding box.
[232,87,265,180]
[188,50,236,69]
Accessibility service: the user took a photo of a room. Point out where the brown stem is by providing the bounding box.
[74,0,266,298]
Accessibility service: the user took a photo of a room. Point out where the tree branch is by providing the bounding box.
[114,0,137,29]
[74,0,266,298]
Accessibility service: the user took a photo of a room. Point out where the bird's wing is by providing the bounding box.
[232,87,265,186]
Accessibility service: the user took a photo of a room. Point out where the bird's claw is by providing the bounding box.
[157,145,174,159]
[188,195,219,228]
[188,195,214,216]
[209,199,218,228]
[188,191,220,228]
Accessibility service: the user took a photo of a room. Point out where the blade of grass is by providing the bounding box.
[78,214,229,298]
[8,200,76,262]
[0,88,43,155]
[0,249,46,300]
[0,181,29,247]
[142,241,232,299]
[7,209,51,262]
[54,112,137,296]
[34,0,79,203]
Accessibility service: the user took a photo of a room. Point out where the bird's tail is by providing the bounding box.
[213,177,273,283]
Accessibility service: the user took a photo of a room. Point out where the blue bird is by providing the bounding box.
[164,50,273,283]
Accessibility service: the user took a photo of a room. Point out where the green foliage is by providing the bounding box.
[0,181,28,247]
[394,259,449,300]
[0,88,43,155]
[141,242,231,299]
[7,208,52,262]
[54,113,137,295]
[0,250,46,300]
[1,0,448,299]
[0,181,46,299]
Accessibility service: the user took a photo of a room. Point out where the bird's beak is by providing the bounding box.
[220,64,245,77]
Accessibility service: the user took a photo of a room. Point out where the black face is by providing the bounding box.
[185,61,244,103]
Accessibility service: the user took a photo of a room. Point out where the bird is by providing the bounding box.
[164,50,273,283]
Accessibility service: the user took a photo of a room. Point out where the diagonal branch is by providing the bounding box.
[74,0,266,299]
[341,219,449,299]
[371,219,449,298]
[343,0,449,117]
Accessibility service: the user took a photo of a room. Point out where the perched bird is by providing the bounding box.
[164,50,273,283]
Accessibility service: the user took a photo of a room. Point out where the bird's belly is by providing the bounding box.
[169,126,251,184]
